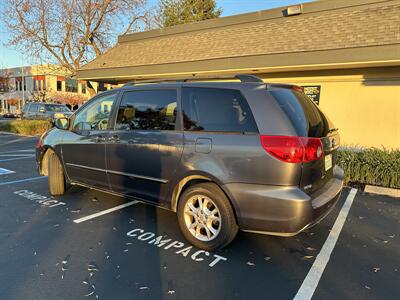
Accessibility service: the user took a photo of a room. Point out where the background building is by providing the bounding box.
[76,0,399,149]
[0,64,91,113]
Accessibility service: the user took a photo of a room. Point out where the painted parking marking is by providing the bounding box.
[73,201,139,223]
[13,189,66,207]
[2,137,37,145]
[0,156,35,162]
[0,154,35,157]
[0,176,46,186]
[293,188,358,300]
[127,228,227,268]
[0,168,15,175]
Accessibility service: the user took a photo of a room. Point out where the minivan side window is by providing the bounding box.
[182,87,258,133]
[115,90,177,131]
[72,92,117,132]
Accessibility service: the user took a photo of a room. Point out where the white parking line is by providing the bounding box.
[0,168,15,175]
[293,188,358,300]
[0,149,35,153]
[0,156,35,162]
[73,200,139,224]
[0,176,47,186]
[0,154,35,157]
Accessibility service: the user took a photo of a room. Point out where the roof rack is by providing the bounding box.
[122,74,264,86]
[234,74,264,83]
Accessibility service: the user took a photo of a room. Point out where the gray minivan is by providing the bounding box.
[36,75,343,250]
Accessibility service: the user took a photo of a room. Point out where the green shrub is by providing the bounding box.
[0,119,52,136]
[337,148,400,189]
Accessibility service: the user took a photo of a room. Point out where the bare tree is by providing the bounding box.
[3,0,150,76]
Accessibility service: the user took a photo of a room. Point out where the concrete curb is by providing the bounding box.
[364,185,400,198]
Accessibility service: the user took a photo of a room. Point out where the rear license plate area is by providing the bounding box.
[325,154,332,171]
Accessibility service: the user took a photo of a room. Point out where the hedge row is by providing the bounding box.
[337,148,400,189]
[0,119,52,136]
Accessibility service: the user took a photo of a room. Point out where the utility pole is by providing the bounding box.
[21,66,25,111]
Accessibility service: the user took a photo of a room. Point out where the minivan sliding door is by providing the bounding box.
[106,89,183,206]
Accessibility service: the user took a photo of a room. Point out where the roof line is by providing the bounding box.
[79,43,400,72]
[118,0,397,44]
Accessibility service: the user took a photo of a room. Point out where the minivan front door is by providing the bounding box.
[106,89,183,206]
[62,92,118,189]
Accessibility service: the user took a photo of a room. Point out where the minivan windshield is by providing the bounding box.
[45,104,70,112]
[270,89,333,137]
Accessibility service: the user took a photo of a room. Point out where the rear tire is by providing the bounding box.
[48,152,65,196]
[177,182,238,251]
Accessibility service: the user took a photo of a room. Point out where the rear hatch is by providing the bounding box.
[269,87,340,194]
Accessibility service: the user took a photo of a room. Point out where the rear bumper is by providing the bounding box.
[223,166,344,236]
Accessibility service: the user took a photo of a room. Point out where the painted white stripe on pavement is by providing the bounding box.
[0,168,15,175]
[293,188,358,300]
[0,154,35,157]
[73,201,139,224]
[0,176,46,186]
[0,156,35,162]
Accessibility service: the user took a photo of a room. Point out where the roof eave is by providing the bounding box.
[76,44,400,83]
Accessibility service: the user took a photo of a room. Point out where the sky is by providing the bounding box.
[0,0,313,68]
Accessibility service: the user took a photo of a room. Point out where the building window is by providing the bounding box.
[81,83,86,94]
[66,78,78,93]
[57,81,62,91]
[33,76,46,91]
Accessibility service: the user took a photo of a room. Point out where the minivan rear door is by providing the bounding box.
[269,88,340,194]
[106,88,183,207]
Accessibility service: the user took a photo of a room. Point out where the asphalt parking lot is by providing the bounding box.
[0,132,399,300]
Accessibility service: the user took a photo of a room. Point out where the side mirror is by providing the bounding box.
[54,117,70,130]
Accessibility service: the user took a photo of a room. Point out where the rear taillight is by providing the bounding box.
[260,135,324,163]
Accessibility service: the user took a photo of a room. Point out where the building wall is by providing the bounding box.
[260,67,400,149]
[0,65,93,113]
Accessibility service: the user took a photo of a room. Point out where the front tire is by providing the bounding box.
[48,152,65,196]
[177,182,238,251]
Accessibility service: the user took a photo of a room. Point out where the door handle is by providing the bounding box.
[94,135,106,143]
[109,135,120,143]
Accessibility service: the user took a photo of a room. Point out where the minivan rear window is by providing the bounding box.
[182,87,258,133]
[270,89,331,137]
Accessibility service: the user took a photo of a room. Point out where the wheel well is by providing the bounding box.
[171,176,238,224]
[40,148,54,176]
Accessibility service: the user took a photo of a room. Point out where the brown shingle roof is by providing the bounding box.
[77,0,400,81]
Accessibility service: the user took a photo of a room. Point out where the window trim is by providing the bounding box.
[112,87,180,132]
[181,86,259,134]
[70,90,119,133]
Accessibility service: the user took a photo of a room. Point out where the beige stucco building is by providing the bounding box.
[76,0,400,149]
[0,64,90,113]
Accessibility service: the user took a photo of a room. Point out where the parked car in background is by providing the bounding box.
[36,75,343,251]
[1,112,19,118]
[22,102,73,121]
